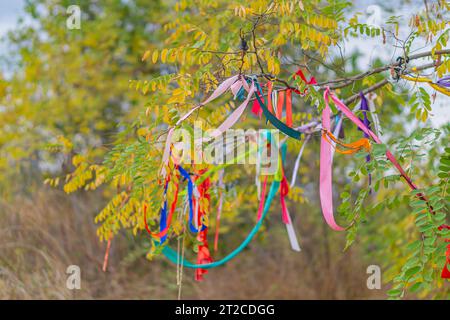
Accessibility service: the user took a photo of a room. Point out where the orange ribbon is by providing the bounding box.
[286,89,293,127]
[267,81,273,113]
[322,129,371,154]
[276,90,285,119]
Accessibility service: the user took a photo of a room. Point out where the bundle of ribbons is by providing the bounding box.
[145,71,450,281]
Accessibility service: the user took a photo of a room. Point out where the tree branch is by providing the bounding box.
[343,79,389,105]
[343,58,445,105]
[318,49,449,89]
[163,49,445,137]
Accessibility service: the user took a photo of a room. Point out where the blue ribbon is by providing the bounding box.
[178,165,206,233]
[159,182,169,243]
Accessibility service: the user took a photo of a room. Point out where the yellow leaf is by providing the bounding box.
[421,110,428,122]
[172,220,183,235]
[168,49,177,63]
[137,127,147,137]
[152,50,158,63]
[142,50,151,61]
[161,48,168,63]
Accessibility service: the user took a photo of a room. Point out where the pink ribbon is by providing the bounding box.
[179,75,241,126]
[320,87,423,231]
[324,89,417,190]
[160,75,240,176]
[231,80,243,98]
[320,91,345,231]
[207,79,255,140]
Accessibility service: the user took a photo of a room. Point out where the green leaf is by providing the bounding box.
[409,282,423,293]
[387,289,402,297]
[405,266,421,278]
[406,240,422,252]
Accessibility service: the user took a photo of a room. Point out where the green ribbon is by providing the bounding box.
[254,81,302,140]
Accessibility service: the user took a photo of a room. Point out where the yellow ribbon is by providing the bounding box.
[401,75,450,96]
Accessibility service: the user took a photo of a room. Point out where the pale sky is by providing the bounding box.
[0,0,25,38]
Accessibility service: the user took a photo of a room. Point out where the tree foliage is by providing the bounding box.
[1,0,449,299]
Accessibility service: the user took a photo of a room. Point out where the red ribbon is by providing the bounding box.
[293,69,317,95]
[213,185,223,252]
[251,98,262,117]
[294,69,317,85]
[257,176,268,221]
[251,91,263,117]
[439,225,450,279]
[194,169,213,281]
[280,176,290,224]
[143,176,180,240]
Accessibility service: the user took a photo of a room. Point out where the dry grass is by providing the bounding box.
[0,188,385,299]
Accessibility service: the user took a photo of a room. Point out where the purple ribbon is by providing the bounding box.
[437,75,450,88]
[358,92,372,190]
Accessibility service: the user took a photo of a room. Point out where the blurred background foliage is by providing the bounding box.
[0,0,448,299]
